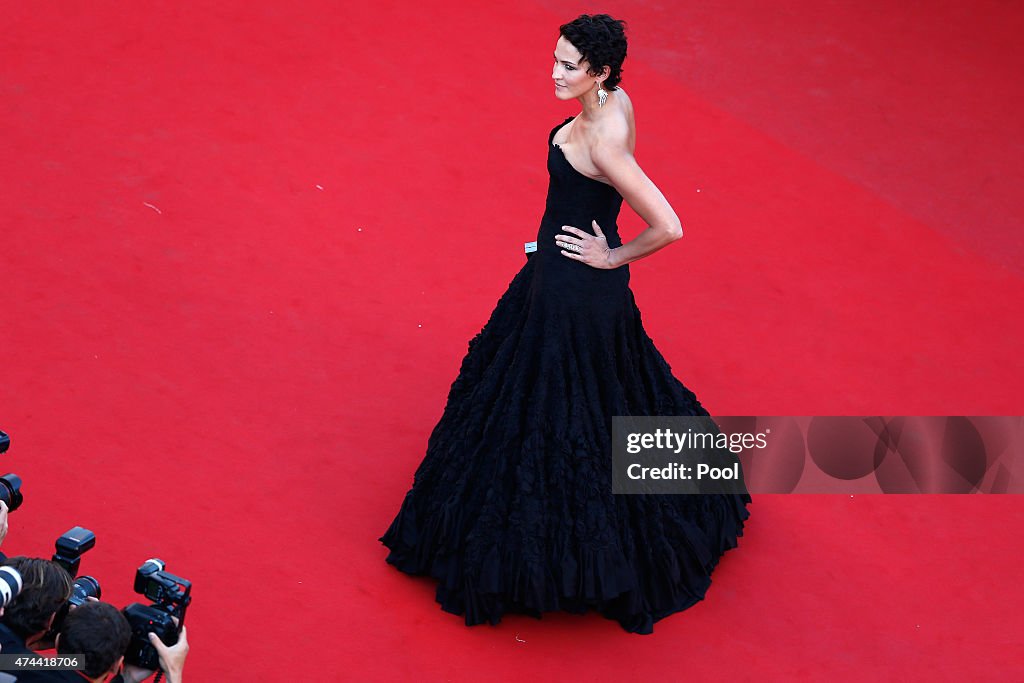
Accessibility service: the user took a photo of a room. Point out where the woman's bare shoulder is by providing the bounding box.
[595,89,635,151]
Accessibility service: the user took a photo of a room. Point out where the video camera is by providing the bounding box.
[123,558,191,670]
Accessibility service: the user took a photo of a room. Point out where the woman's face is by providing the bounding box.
[552,35,597,100]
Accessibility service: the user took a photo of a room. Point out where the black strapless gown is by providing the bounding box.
[379,116,751,634]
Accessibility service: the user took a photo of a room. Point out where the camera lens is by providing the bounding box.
[70,575,102,606]
[0,566,23,608]
[0,474,23,512]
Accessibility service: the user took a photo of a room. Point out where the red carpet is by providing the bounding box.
[1,1,1021,680]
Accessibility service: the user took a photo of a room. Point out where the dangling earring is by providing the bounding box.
[597,80,608,107]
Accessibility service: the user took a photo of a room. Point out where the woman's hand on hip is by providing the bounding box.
[557,220,618,269]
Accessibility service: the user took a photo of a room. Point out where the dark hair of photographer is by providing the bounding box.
[56,601,132,681]
[0,556,72,641]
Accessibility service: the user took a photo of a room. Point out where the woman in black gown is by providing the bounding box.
[380,14,750,635]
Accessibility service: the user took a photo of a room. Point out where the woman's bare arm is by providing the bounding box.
[557,130,683,269]
[593,139,683,268]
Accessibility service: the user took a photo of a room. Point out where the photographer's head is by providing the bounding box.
[56,601,131,682]
[0,556,71,643]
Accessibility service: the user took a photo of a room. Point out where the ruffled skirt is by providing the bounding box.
[379,256,750,634]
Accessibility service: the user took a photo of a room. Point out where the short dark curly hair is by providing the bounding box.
[559,14,628,89]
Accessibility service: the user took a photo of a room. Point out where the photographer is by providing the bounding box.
[31,600,130,683]
[0,557,71,656]
[53,600,189,683]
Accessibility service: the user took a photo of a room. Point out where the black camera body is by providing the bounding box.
[123,559,191,670]
[122,603,179,670]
